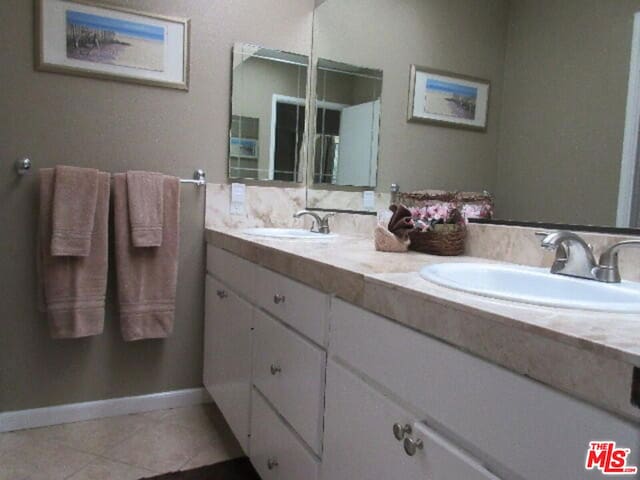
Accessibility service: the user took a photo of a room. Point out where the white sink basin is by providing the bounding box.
[242,228,337,240]
[420,262,640,313]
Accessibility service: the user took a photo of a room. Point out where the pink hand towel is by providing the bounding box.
[51,165,100,256]
[38,168,110,338]
[126,171,164,247]
[113,173,180,341]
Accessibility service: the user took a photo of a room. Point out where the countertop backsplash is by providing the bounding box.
[205,183,640,281]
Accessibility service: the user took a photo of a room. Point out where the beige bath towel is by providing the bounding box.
[126,171,164,247]
[38,168,110,338]
[51,165,100,256]
[113,173,180,341]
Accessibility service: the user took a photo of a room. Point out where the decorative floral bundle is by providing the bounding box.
[406,203,467,256]
[398,190,494,220]
[409,204,466,232]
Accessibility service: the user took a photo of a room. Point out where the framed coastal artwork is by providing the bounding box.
[230,137,259,159]
[408,65,490,131]
[35,0,190,90]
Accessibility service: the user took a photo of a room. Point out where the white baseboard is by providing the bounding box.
[0,387,211,433]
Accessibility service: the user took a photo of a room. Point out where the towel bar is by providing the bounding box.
[14,160,206,188]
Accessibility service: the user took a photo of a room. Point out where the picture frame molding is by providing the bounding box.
[407,64,490,132]
[34,0,191,90]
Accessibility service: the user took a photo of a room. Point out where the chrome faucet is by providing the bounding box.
[538,231,598,279]
[293,210,335,234]
[538,231,640,283]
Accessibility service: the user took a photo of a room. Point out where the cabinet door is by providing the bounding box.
[322,360,500,480]
[204,274,253,453]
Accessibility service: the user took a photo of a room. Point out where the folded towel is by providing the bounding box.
[113,173,180,341]
[51,165,100,256]
[126,171,164,247]
[374,222,410,252]
[38,168,109,338]
[387,204,413,237]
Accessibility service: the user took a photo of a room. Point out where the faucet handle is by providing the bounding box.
[595,240,640,283]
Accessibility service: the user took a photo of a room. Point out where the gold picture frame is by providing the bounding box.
[35,0,190,90]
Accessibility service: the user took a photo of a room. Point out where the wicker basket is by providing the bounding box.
[408,224,466,256]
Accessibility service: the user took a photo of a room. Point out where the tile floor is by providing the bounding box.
[0,403,244,480]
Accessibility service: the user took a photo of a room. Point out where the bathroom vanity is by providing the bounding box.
[203,228,640,480]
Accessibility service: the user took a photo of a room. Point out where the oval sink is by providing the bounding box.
[420,262,640,313]
[242,228,338,240]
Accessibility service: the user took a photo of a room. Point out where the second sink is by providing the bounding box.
[420,262,640,313]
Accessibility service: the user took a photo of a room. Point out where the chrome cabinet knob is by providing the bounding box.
[270,364,282,375]
[267,457,279,470]
[273,294,285,304]
[393,423,412,441]
[403,436,424,456]
[216,289,228,299]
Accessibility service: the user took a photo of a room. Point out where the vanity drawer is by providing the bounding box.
[207,245,255,295]
[329,300,640,480]
[250,388,320,480]
[253,309,325,455]
[254,265,329,346]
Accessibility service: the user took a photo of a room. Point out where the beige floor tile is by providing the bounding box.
[140,409,172,421]
[0,437,95,480]
[159,404,238,446]
[0,452,32,480]
[155,404,220,432]
[179,436,244,471]
[66,457,154,480]
[103,421,211,473]
[0,431,34,453]
[34,414,153,455]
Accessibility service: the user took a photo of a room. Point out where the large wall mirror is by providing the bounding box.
[308,0,640,231]
[229,43,308,182]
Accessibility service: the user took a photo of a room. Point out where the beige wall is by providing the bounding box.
[495,0,640,226]
[0,0,313,412]
[313,0,510,194]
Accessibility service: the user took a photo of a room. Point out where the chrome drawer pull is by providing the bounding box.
[216,289,228,299]
[267,457,279,470]
[403,436,424,456]
[270,364,282,375]
[393,423,412,441]
[273,294,286,304]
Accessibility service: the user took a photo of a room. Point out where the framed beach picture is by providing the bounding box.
[408,65,490,131]
[230,137,259,159]
[35,0,190,90]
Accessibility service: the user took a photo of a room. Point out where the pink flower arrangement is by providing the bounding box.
[409,203,466,232]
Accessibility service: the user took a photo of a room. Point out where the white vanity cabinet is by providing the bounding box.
[326,299,640,480]
[205,244,639,480]
[205,245,327,474]
[203,274,253,453]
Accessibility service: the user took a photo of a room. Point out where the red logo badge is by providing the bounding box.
[585,441,638,475]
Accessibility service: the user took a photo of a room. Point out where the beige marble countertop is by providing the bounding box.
[205,227,640,422]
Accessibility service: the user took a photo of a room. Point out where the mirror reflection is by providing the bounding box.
[313,59,382,187]
[229,43,308,182]
[309,0,640,229]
